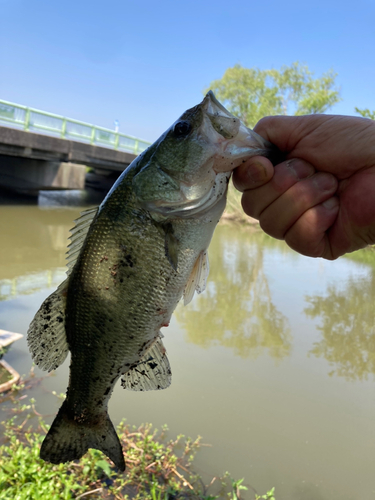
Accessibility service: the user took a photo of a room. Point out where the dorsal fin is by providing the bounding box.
[183,250,209,306]
[121,334,171,391]
[66,207,99,275]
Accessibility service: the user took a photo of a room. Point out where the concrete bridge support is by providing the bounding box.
[0,155,86,194]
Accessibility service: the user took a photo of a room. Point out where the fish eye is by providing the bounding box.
[173,121,192,138]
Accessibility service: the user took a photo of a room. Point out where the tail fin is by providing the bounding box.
[40,401,125,471]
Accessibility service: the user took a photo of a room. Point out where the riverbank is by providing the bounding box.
[0,379,275,500]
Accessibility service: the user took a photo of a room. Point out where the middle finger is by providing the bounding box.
[240,158,316,219]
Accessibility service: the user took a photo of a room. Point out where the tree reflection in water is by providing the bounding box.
[305,267,375,381]
[175,225,291,359]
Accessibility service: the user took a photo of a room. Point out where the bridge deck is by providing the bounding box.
[0,126,138,171]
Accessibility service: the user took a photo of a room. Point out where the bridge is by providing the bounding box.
[0,99,152,193]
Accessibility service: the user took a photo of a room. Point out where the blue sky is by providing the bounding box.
[1,0,374,142]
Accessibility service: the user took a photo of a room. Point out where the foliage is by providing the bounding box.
[355,107,375,120]
[231,478,247,499]
[0,384,276,500]
[255,488,275,500]
[224,184,251,224]
[205,62,341,127]
[0,417,205,500]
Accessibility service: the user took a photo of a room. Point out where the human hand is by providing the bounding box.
[233,115,375,259]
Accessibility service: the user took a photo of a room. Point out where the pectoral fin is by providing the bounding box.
[121,335,171,391]
[164,227,179,271]
[154,221,179,271]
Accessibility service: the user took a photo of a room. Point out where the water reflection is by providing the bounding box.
[0,268,66,301]
[0,189,103,300]
[305,269,375,381]
[176,225,291,359]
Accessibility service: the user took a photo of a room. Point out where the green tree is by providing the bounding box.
[355,107,375,120]
[205,62,341,127]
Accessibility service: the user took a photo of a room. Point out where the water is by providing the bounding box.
[0,189,374,500]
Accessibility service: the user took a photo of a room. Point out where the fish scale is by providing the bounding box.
[27,91,278,470]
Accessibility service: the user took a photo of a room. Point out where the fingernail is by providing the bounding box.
[323,197,339,209]
[313,173,337,191]
[286,159,314,180]
[245,160,269,183]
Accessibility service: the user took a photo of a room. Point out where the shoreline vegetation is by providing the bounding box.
[0,376,276,500]
[221,185,255,225]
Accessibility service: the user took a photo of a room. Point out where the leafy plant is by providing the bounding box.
[230,478,248,499]
[255,487,276,500]
[205,62,341,127]
[355,107,375,120]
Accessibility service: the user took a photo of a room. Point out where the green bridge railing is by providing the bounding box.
[0,99,151,155]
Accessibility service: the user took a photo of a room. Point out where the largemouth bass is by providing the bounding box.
[27,91,277,471]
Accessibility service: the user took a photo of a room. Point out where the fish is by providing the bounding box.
[27,91,278,471]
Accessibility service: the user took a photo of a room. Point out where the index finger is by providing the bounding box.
[233,156,274,191]
[253,115,375,178]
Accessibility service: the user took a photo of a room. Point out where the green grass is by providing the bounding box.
[0,379,276,500]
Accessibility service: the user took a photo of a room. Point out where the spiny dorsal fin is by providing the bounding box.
[66,206,99,276]
[183,250,209,306]
[121,334,171,391]
[27,280,69,372]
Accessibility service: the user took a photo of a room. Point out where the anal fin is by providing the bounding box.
[121,334,171,391]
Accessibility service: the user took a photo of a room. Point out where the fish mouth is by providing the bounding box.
[202,91,281,172]
[133,91,283,220]
[204,90,235,117]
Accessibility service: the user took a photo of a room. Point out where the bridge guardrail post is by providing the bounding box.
[134,139,139,154]
[24,108,30,131]
[114,133,119,150]
[61,118,67,139]
[91,127,96,145]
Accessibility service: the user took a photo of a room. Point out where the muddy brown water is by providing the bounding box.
[0,188,374,499]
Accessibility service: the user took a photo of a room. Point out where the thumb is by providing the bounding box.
[253,115,324,153]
